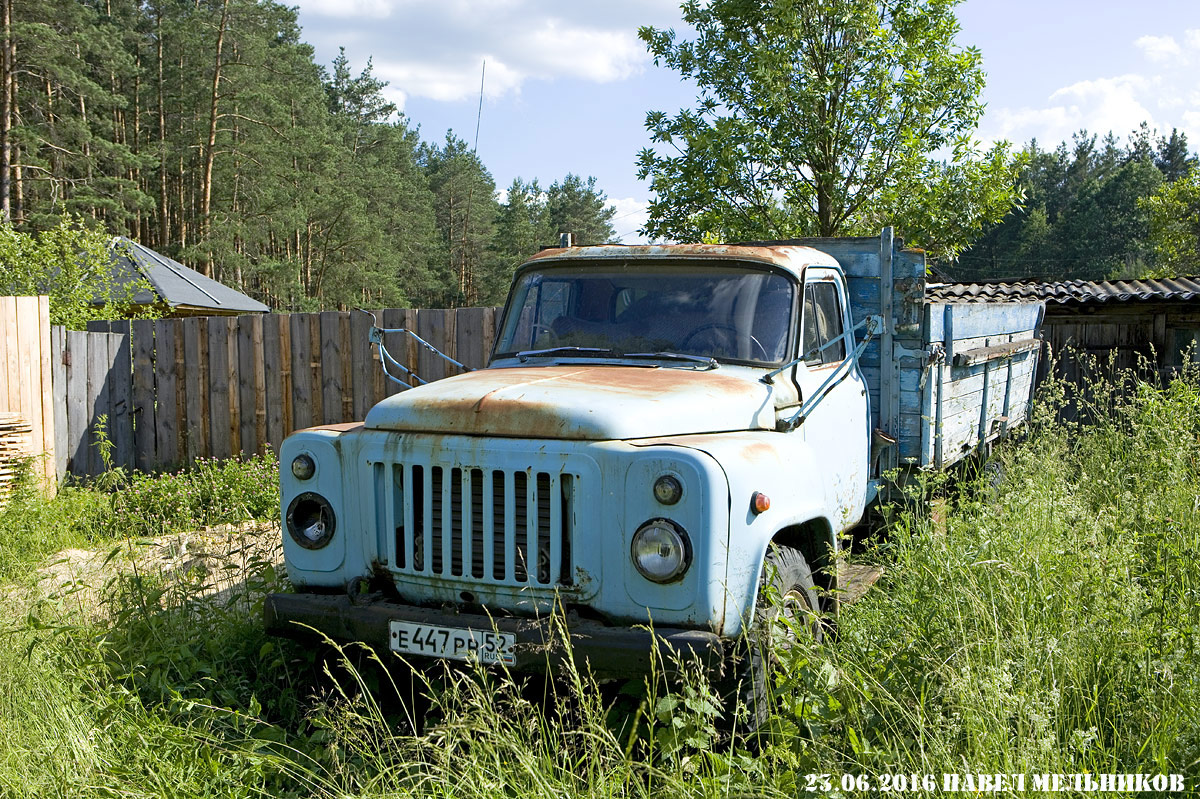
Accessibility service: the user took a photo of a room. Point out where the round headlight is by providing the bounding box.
[291,453,316,480]
[652,474,683,505]
[286,492,336,549]
[631,519,691,583]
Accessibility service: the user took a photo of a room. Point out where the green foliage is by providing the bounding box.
[490,174,619,300]
[0,215,150,328]
[954,128,1198,280]
[0,2,615,313]
[1143,166,1200,276]
[636,0,1020,258]
[0,451,279,582]
[2,370,1198,794]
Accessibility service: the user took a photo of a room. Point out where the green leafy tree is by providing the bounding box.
[0,215,149,328]
[636,0,1019,257]
[1143,167,1200,276]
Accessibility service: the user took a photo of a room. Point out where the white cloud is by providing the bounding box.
[297,0,677,106]
[982,29,1200,149]
[1136,34,1182,64]
[609,196,650,244]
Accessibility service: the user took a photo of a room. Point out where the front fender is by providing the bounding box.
[632,431,841,637]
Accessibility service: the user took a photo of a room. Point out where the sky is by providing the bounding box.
[293,0,1200,243]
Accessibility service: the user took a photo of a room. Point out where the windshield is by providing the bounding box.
[495,262,796,365]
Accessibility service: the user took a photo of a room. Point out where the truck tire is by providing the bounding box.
[720,545,822,733]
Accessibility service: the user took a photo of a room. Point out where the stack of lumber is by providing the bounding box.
[0,412,33,502]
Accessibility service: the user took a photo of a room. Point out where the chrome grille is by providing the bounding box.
[375,462,574,587]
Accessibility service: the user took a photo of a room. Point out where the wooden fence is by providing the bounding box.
[54,306,501,478]
[0,297,55,490]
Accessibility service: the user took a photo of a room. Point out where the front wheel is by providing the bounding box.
[719,545,822,733]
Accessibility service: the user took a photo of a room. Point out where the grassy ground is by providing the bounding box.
[0,369,1197,797]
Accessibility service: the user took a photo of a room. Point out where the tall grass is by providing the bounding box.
[0,367,1196,797]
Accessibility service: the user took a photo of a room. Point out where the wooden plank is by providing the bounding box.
[418,308,455,383]
[380,308,408,396]
[36,297,55,488]
[65,330,88,476]
[277,314,294,439]
[953,338,1041,367]
[131,319,157,471]
[320,312,344,425]
[2,297,19,413]
[309,312,324,425]
[481,307,497,365]
[181,317,209,462]
[367,309,387,408]
[290,312,313,431]
[350,309,374,420]
[153,320,180,468]
[86,332,111,475]
[339,312,353,421]
[207,316,234,460]
[15,298,41,476]
[51,326,67,482]
[929,302,1044,342]
[263,314,285,450]
[0,301,8,412]
[108,325,134,472]
[237,314,265,456]
[456,307,486,371]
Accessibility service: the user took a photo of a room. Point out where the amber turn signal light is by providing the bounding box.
[751,491,770,514]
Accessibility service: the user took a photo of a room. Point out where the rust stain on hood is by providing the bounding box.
[363,366,775,440]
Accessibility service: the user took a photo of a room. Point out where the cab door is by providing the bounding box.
[790,269,870,529]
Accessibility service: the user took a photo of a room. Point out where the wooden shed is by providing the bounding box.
[927,277,1200,380]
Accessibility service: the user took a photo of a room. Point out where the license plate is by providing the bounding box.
[389,621,516,666]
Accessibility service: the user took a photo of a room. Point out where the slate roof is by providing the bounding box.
[927,277,1200,305]
[107,237,269,314]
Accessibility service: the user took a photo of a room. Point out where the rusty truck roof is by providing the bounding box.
[524,243,840,279]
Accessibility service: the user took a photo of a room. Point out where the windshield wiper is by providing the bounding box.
[516,347,717,370]
[517,346,620,362]
[624,352,719,370]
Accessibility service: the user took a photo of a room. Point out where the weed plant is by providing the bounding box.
[0,451,279,582]
[0,364,1197,797]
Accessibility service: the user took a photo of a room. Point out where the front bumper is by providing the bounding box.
[265,592,725,680]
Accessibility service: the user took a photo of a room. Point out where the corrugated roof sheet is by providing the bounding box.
[927,276,1200,305]
[107,237,269,313]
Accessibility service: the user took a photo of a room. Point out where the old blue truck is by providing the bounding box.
[265,228,1043,712]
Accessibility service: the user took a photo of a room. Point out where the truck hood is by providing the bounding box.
[363,365,776,439]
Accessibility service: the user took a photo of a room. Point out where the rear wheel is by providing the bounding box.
[720,545,822,733]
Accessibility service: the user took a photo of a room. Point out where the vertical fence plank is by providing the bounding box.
[108,323,134,472]
[181,317,208,462]
[66,330,88,476]
[37,297,55,487]
[320,311,343,425]
[308,313,324,425]
[455,307,487,370]
[418,309,455,382]
[15,298,41,477]
[350,309,374,420]
[86,332,111,476]
[238,314,266,455]
[2,297,19,414]
[290,313,313,431]
[51,326,67,482]
[131,319,156,472]
[153,319,180,468]
[207,317,234,459]
[380,308,405,396]
[263,314,285,449]
[364,304,384,405]
[0,300,9,410]
[278,314,294,438]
